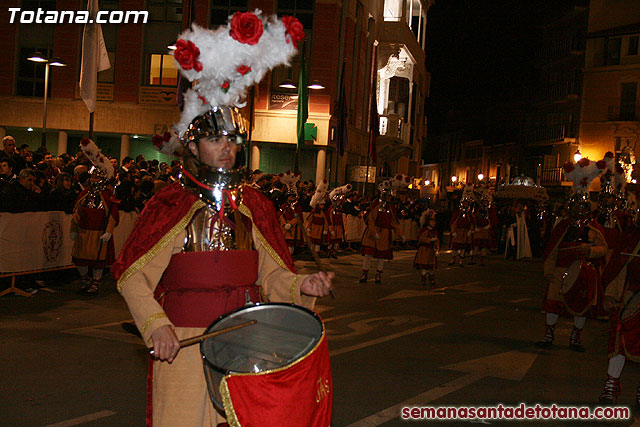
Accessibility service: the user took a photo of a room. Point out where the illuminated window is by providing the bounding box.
[148,54,178,86]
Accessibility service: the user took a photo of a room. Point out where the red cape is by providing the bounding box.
[112,183,295,284]
[543,218,606,261]
[602,226,640,287]
[74,187,120,224]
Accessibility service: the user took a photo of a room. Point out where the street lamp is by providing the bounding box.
[574,149,582,162]
[28,51,67,151]
[477,173,484,181]
[451,175,457,183]
[278,79,326,90]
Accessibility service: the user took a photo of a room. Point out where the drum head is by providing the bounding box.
[200,303,323,409]
[561,260,583,294]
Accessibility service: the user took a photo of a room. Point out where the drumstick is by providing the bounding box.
[621,252,640,258]
[557,244,594,251]
[296,213,336,299]
[149,320,257,356]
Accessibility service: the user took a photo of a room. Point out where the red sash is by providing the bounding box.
[154,250,260,327]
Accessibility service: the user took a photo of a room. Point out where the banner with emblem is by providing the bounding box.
[220,334,333,427]
[0,211,138,273]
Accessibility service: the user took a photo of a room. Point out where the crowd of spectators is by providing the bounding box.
[1,135,563,261]
[0,135,181,214]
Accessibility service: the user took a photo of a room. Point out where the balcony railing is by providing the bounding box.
[379,114,403,139]
[529,80,581,104]
[541,167,563,185]
[523,123,573,145]
[607,105,639,122]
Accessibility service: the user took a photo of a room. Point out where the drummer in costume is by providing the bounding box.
[112,13,333,427]
[305,180,332,257]
[449,183,475,267]
[277,171,303,255]
[414,209,439,286]
[70,138,119,295]
[596,152,631,252]
[327,184,352,259]
[470,184,497,266]
[536,156,608,352]
[359,175,407,284]
[598,189,640,405]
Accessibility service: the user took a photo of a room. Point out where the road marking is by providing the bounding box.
[330,322,443,357]
[379,289,445,301]
[464,306,496,316]
[323,312,365,322]
[509,297,531,303]
[389,272,413,278]
[45,410,117,427]
[348,350,538,426]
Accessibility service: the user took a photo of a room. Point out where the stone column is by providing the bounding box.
[57,131,67,156]
[316,146,326,184]
[250,143,260,171]
[120,134,130,164]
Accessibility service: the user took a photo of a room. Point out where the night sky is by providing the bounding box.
[425,0,571,142]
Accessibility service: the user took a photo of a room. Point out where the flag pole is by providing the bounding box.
[89,112,94,140]
[364,43,378,197]
[293,39,308,174]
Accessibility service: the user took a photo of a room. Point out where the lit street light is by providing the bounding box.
[574,149,582,162]
[28,51,67,151]
[477,173,484,181]
[451,175,457,183]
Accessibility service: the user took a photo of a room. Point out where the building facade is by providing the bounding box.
[579,0,640,184]
[0,0,430,186]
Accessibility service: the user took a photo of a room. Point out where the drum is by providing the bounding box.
[561,259,598,315]
[200,303,324,410]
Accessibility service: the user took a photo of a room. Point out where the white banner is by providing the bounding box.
[0,211,138,273]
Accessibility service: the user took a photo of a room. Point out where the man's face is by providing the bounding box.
[44,153,53,164]
[19,174,34,190]
[0,161,10,175]
[3,139,15,155]
[110,158,118,168]
[189,135,239,170]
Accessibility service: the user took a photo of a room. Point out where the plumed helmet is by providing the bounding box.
[329,184,352,202]
[279,170,301,196]
[79,138,114,180]
[310,180,329,208]
[172,11,304,142]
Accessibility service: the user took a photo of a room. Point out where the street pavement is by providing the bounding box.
[1,249,640,426]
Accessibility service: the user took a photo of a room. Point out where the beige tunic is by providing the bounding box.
[119,225,315,427]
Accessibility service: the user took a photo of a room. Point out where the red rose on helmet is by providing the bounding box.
[577,158,590,167]
[563,162,575,173]
[81,138,91,146]
[283,16,305,49]
[236,65,252,76]
[174,39,203,72]
[230,12,263,45]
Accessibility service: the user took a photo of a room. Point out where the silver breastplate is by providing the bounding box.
[82,190,104,209]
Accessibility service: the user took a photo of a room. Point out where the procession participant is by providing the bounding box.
[343,191,364,252]
[598,192,640,405]
[536,157,607,352]
[278,171,303,255]
[69,138,119,295]
[449,183,475,267]
[360,175,408,284]
[596,152,630,252]
[112,13,333,427]
[414,209,439,286]
[327,184,352,259]
[471,184,497,266]
[305,180,332,257]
